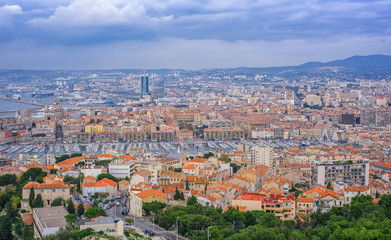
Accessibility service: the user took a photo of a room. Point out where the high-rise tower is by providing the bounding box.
[141,76,149,97]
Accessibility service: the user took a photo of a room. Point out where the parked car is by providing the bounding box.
[81,215,86,220]
[116,201,120,206]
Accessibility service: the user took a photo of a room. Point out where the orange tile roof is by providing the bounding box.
[344,186,369,192]
[304,188,324,195]
[56,156,86,166]
[319,189,339,199]
[297,197,314,203]
[98,178,118,187]
[183,164,196,170]
[372,198,381,204]
[136,189,167,199]
[23,181,70,189]
[189,158,209,163]
[99,154,115,158]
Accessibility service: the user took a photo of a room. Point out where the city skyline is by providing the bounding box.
[0,0,390,70]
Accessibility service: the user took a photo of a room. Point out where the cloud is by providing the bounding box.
[0,5,22,27]
[28,0,171,27]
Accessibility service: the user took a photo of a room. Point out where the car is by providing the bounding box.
[116,201,120,206]
[81,215,86,220]
[76,216,81,221]
[124,225,132,230]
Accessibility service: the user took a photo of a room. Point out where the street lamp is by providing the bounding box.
[176,217,180,240]
[208,226,211,240]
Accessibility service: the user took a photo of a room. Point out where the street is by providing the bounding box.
[107,204,187,240]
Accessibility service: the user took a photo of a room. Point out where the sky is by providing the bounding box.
[0,0,391,70]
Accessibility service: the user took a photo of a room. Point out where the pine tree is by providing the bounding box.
[29,187,35,208]
[186,179,190,190]
[32,194,44,208]
[67,198,75,214]
[77,203,85,216]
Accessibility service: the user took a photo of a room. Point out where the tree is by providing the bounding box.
[219,154,231,163]
[0,174,17,186]
[21,168,47,183]
[230,163,240,174]
[65,214,77,226]
[32,194,44,208]
[0,215,13,239]
[174,168,182,172]
[203,152,215,158]
[29,187,35,208]
[76,180,81,193]
[51,197,63,207]
[50,169,58,175]
[186,179,190,190]
[77,203,85,216]
[10,195,20,208]
[174,187,183,200]
[70,153,82,158]
[84,207,107,218]
[97,173,117,182]
[187,196,198,206]
[67,198,76,214]
[143,201,167,216]
[55,154,71,164]
[326,182,332,190]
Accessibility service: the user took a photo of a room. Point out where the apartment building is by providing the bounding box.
[311,159,369,186]
[151,130,175,141]
[123,131,147,142]
[250,146,271,166]
[95,132,120,142]
[204,128,245,141]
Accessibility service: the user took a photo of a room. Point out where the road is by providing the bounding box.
[107,203,187,240]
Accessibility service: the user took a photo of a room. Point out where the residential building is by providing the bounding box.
[82,178,118,197]
[80,217,124,237]
[22,181,70,210]
[204,128,245,140]
[311,159,369,186]
[250,146,271,166]
[108,157,135,179]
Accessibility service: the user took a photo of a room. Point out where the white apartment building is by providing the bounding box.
[108,159,135,179]
[250,146,271,166]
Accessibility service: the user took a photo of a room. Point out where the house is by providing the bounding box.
[182,164,199,175]
[130,171,151,187]
[83,176,97,184]
[318,189,344,213]
[82,178,118,197]
[296,197,316,216]
[22,181,70,211]
[343,185,370,204]
[128,189,167,217]
[118,180,130,191]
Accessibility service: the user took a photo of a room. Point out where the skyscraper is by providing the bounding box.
[141,76,149,97]
[152,78,165,99]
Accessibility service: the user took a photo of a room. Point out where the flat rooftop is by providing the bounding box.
[33,206,68,228]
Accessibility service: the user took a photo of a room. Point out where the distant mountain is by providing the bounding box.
[299,54,391,68]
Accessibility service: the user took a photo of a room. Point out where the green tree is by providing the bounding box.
[174,168,182,172]
[55,154,71,164]
[174,187,183,200]
[97,173,117,182]
[65,214,77,228]
[185,179,190,190]
[21,168,47,183]
[50,169,58,175]
[0,215,13,239]
[326,182,332,190]
[70,153,82,158]
[32,194,44,208]
[230,163,240,174]
[10,195,20,208]
[187,196,198,206]
[67,198,75,214]
[63,175,77,184]
[142,201,167,216]
[77,203,85,216]
[29,187,35,208]
[0,174,17,186]
[84,207,107,218]
[51,197,63,207]
[219,154,231,163]
[203,152,215,158]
